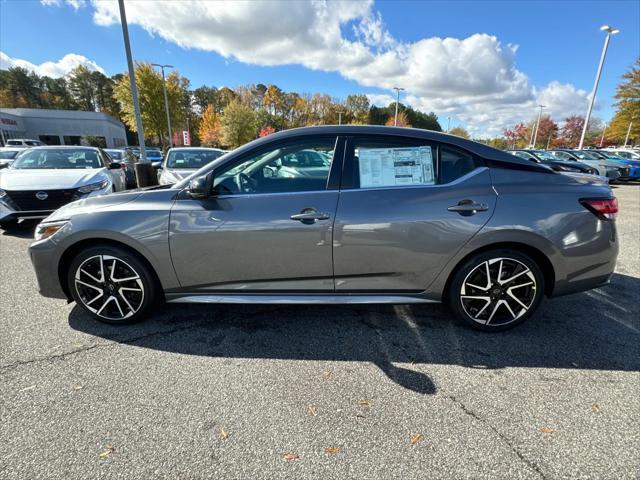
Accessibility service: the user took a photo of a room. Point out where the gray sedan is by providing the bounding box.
[28,126,618,331]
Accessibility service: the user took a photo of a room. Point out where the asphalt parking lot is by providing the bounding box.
[1,185,638,479]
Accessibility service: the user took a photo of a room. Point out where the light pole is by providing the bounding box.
[624,121,633,147]
[578,25,620,149]
[117,0,146,164]
[599,123,607,147]
[447,116,451,133]
[530,104,545,149]
[117,0,157,186]
[152,63,174,148]
[393,87,404,126]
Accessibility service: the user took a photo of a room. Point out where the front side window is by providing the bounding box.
[213,137,336,195]
[167,149,222,169]
[11,149,103,170]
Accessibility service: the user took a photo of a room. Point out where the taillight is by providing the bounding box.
[580,197,618,220]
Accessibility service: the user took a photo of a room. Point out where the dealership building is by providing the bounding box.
[0,108,127,148]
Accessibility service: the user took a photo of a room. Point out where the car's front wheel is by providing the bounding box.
[447,249,544,332]
[68,245,160,324]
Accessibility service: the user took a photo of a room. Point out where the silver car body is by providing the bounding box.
[158,147,225,185]
[549,150,627,180]
[0,146,126,223]
[29,126,617,308]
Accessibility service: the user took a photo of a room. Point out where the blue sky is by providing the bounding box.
[1,0,638,136]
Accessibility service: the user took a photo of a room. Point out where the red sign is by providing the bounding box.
[182,130,191,146]
[1,118,18,126]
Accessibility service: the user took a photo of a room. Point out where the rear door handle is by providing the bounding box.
[448,200,489,215]
[291,208,330,223]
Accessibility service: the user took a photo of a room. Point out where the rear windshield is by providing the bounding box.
[11,149,103,170]
[166,149,223,169]
[105,150,123,160]
[6,140,22,146]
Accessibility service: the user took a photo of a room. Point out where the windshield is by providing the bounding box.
[105,150,123,160]
[531,150,556,161]
[11,148,103,170]
[166,149,223,169]
[0,150,19,159]
[26,140,40,146]
[6,140,22,146]
[146,149,162,157]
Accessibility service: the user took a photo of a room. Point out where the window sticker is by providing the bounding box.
[358,146,434,188]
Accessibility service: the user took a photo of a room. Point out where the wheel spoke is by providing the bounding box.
[80,268,102,284]
[486,300,503,324]
[76,279,102,292]
[117,288,136,313]
[85,291,103,306]
[112,296,125,318]
[96,296,114,316]
[507,289,529,310]
[499,267,531,286]
[502,300,517,319]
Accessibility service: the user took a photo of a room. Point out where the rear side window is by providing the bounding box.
[344,136,481,188]
[440,147,478,184]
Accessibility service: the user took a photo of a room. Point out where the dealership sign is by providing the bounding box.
[182,130,190,146]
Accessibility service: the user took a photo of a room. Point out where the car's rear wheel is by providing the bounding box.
[447,249,544,332]
[68,245,159,324]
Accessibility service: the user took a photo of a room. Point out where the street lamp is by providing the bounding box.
[530,104,546,149]
[152,63,174,148]
[117,0,158,187]
[393,87,405,126]
[624,121,633,147]
[578,25,620,149]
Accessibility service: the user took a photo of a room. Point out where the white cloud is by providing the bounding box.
[40,0,592,136]
[40,0,86,10]
[366,93,396,107]
[0,51,104,78]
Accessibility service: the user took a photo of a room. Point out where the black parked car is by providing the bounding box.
[508,150,598,175]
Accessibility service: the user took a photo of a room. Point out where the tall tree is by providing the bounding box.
[345,94,370,124]
[531,115,558,149]
[607,58,640,144]
[67,65,97,111]
[0,67,41,107]
[560,115,585,147]
[221,98,257,148]
[198,104,222,147]
[448,126,470,139]
[113,62,187,149]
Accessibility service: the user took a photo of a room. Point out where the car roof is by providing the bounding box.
[22,145,100,150]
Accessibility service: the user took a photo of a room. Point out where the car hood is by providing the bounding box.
[0,168,108,190]
[563,172,608,185]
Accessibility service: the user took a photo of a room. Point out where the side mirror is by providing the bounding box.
[109,162,122,170]
[187,175,210,199]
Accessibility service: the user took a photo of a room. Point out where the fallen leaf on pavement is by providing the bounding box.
[410,434,424,445]
[73,385,83,390]
[98,444,115,458]
[307,405,317,417]
[283,453,299,461]
[325,447,340,455]
[20,385,36,392]
[322,370,332,379]
[591,404,600,412]
[220,428,230,439]
[358,399,370,406]
[540,427,554,434]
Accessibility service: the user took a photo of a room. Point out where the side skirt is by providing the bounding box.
[166,293,439,305]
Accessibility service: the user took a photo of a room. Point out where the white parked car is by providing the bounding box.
[4,138,44,148]
[158,147,225,185]
[0,146,126,227]
[0,147,23,168]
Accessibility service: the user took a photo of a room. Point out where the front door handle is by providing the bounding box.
[447,199,489,216]
[291,208,330,223]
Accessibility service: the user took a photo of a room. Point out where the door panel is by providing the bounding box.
[333,168,496,291]
[169,191,338,291]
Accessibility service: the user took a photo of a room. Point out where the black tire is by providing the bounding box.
[67,244,160,324]
[447,249,545,332]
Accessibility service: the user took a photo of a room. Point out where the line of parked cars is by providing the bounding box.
[0,144,230,228]
[506,147,640,183]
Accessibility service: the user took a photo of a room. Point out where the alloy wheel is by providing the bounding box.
[74,254,145,321]
[460,257,537,327]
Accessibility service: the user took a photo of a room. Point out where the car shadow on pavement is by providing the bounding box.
[68,273,639,395]
[0,221,38,239]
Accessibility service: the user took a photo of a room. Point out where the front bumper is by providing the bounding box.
[29,237,68,300]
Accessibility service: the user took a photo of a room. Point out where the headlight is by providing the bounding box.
[78,179,109,194]
[34,221,68,241]
[0,188,6,198]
